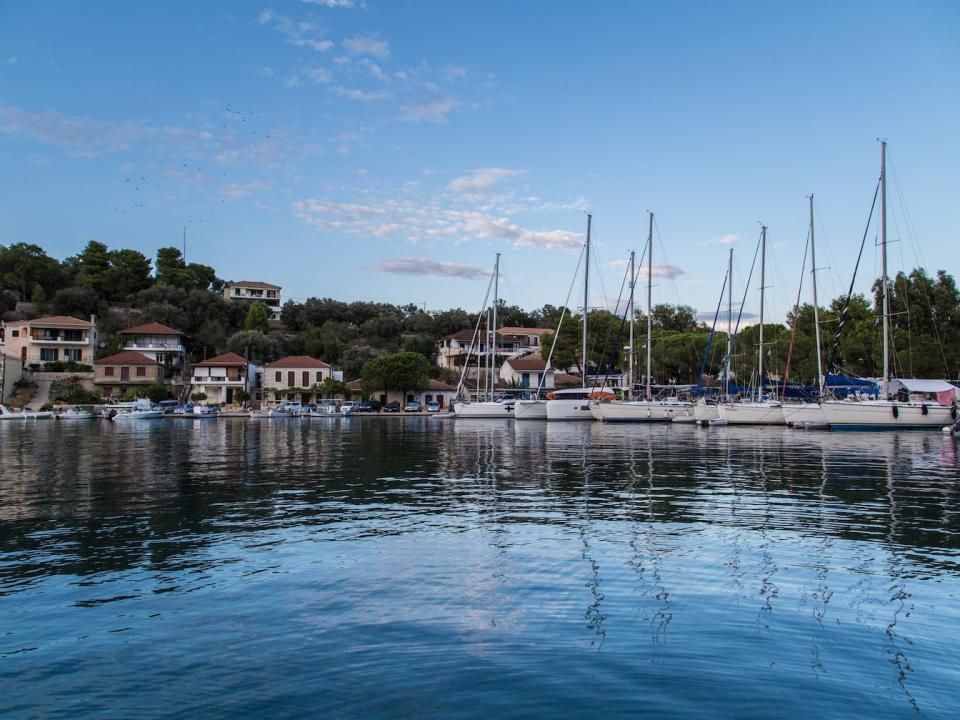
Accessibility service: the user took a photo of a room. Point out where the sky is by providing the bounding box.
[1,0,958,325]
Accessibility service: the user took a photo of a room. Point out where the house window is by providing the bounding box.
[316,371,322,383]
[105,366,115,377]
[302,371,309,386]
[10,329,18,338]
[136,366,146,377]
[40,348,58,362]
[275,371,281,382]
[63,330,83,342]
[287,371,295,387]
[64,348,82,362]
[234,288,241,296]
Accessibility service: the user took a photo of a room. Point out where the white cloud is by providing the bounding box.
[372,257,488,280]
[260,10,333,51]
[301,0,354,7]
[651,263,685,279]
[304,66,333,83]
[343,34,389,59]
[332,86,392,102]
[401,95,456,123]
[704,233,739,246]
[220,180,272,198]
[449,167,521,194]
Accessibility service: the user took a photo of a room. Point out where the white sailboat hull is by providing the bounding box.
[546,399,595,421]
[781,402,829,427]
[590,400,693,423]
[453,402,514,419]
[718,402,785,425]
[820,400,954,429]
[513,400,547,420]
[693,402,720,423]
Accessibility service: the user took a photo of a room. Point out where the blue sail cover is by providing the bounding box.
[825,373,879,397]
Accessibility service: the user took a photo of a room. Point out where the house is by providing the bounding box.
[117,322,187,368]
[0,315,99,367]
[94,351,163,398]
[190,352,258,405]
[499,353,555,389]
[223,281,282,320]
[436,326,554,375]
[347,378,459,408]
[263,356,335,404]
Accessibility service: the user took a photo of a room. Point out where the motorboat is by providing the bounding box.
[0,404,55,420]
[192,404,219,418]
[109,399,165,420]
[546,387,615,421]
[56,407,97,421]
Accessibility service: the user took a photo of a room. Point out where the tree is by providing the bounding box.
[226,330,283,364]
[52,286,105,319]
[0,243,67,300]
[317,377,348,399]
[361,351,430,397]
[540,310,581,373]
[244,302,270,333]
[191,392,207,403]
[78,241,112,296]
[30,283,47,309]
[107,248,152,299]
[234,389,251,406]
[341,345,379,379]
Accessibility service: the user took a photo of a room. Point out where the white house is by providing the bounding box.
[263,355,341,404]
[499,353,555,389]
[117,322,187,368]
[436,326,554,376]
[190,351,258,405]
[347,378,459,408]
[223,281,282,320]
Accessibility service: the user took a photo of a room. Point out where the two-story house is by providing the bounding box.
[117,322,187,368]
[499,353,555,390]
[94,351,163,399]
[263,355,334,404]
[0,315,99,366]
[223,281,282,320]
[436,326,553,376]
[191,352,258,405]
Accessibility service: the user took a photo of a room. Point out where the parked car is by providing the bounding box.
[340,401,361,415]
[426,401,441,413]
[404,400,422,413]
[383,401,402,412]
[359,400,382,413]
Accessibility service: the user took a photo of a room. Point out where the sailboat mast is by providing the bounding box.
[646,211,654,401]
[880,140,890,398]
[628,249,635,398]
[809,194,824,395]
[758,224,767,403]
[492,252,500,400]
[582,214,591,388]
[726,248,734,402]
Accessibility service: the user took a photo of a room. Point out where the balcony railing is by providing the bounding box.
[193,376,244,384]
[29,337,90,345]
[125,343,186,353]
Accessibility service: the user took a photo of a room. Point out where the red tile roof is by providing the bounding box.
[119,322,185,336]
[265,355,331,369]
[227,280,281,290]
[447,329,476,342]
[497,327,553,335]
[95,351,158,366]
[7,315,94,328]
[506,353,548,371]
[194,352,248,367]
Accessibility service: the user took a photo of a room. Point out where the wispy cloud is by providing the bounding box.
[332,86,392,102]
[371,257,488,279]
[343,34,389,59]
[401,95,456,123]
[449,167,521,194]
[259,9,333,51]
[301,0,355,7]
[651,263,685,279]
[220,180,272,198]
[703,233,739,246]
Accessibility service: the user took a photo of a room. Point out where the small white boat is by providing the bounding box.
[56,407,97,421]
[0,404,55,420]
[192,405,219,418]
[109,399,165,420]
[693,399,721,424]
[453,400,514,418]
[546,387,616,421]
[513,399,547,420]
[249,408,278,419]
[431,411,457,420]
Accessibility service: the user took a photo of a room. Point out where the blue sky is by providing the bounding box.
[1,1,958,324]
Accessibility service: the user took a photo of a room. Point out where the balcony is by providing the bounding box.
[125,342,186,353]
[29,336,90,345]
[193,376,245,385]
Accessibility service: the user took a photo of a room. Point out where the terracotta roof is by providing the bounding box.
[497,327,553,335]
[265,355,331,369]
[119,322,185,336]
[95,351,158,366]
[506,353,548,371]
[447,329,476,342]
[227,280,281,290]
[554,372,582,387]
[7,315,94,328]
[194,351,249,367]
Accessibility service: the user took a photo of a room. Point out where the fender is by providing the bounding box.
[892,404,899,419]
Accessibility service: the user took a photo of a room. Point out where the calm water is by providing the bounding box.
[1,419,959,718]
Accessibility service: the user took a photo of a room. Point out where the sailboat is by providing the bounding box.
[546,214,616,421]
[781,194,830,428]
[819,141,955,429]
[454,253,514,419]
[592,212,693,422]
[718,224,786,425]
[694,248,734,424]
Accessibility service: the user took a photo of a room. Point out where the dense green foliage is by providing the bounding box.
[3,240,959,383]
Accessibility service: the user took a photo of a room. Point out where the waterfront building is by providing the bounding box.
[223,281,282,320]
[94,351,163,399]
[347,378,458,408]
[117,322,187,369]
[190,352,258,405]
[263,355,337,405]
[435,326,553,376]
[499,353,555,389]
[0,352,23,402]
[0,315,99,367]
